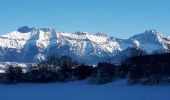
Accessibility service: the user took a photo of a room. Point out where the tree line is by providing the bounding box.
[0,55,116,84]
[1,53,170,85]
[119,53,170,85]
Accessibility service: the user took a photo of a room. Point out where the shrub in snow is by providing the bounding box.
[89,63,116,84]
[125,53,170,85]
[118,64,129,79]
[0,73,7,82]
[25,65,59,83]
[56,66,74,82]
[4,65,23,83]
[74,64,93,80]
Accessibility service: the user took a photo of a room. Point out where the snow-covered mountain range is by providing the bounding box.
[0,26,170,64]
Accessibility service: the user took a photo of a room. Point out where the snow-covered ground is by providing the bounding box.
[0,62,34,73]
[0,80,170,100]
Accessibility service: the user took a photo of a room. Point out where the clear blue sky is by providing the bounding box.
[0,0,170,38]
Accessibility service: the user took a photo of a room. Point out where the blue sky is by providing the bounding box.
[0,0,170,38]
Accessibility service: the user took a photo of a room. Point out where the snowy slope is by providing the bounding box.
[130,30,166,53]
[0,26,170,64]
[0,80,170,100]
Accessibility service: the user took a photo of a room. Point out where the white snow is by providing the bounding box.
[0,27,170,63]
[140,43,162,53]
[0,62,33,73]
[133,39,140,48]
[0,31,33,48]
[0,80,170,100]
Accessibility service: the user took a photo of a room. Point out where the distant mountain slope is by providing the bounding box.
[0,26,170,64]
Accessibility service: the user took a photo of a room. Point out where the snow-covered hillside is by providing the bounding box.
[0,62,33,73]
[0,26,170,64]
[0,80,170,100]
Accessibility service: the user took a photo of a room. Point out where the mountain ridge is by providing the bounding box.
[0,26,170,64]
